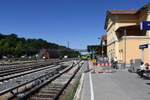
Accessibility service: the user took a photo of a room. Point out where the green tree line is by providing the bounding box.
[0,33,80,58]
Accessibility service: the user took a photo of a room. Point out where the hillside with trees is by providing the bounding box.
[0,33,80,59]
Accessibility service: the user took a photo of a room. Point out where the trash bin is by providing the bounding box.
[129,59,141,72]
[133,59,141,72]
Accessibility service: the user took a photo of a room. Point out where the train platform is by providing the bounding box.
[80,61,150,100]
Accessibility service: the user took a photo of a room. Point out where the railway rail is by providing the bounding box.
[0,59,56,71]
[0,61,37,69]
[0,59,72,79]
[26,61,83,100]
[0,59,81,100]
[0,62,52,77]
[0,64,58,82]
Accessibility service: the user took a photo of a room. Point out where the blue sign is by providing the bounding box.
[140,21,150,30]
[139,44,148,49]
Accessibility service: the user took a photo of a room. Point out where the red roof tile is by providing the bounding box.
[109,10,137,15]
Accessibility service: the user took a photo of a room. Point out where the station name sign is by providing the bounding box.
[139,44,148,49]
[140,21,150,30]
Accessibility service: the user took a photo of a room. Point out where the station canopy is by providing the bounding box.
[87,45,101,52]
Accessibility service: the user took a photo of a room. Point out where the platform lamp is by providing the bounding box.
[124,28,127,69]
[98,37,105,57]
[102,40,106,57]
[98,37,102,56]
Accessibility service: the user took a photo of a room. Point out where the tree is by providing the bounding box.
[0,33,80,58]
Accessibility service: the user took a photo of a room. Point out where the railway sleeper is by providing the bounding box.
[37,91,59,94]
[9,60,80,100]
[29,96,54,100]
[40,87,62,92]
[29,94,55,99]
[36,92,57,97]
[47,85,63,88]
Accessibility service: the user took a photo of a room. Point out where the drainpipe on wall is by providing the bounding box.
[147,7,150,64]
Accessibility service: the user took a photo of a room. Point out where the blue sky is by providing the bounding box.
[0,0,150,49]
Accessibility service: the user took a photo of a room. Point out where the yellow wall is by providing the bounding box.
[118,36,150,64]
[106,7,150,65]
[106,18,116,59]
[106,14,139,62]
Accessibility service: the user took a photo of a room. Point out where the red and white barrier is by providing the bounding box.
[109,63,112,66]
[96,63,112,67]
[97,64,101,66]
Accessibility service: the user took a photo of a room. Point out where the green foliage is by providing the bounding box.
[66,75,81,100]
[0,33,80,58]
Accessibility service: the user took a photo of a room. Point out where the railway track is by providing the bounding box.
[0,60,80,100]
[0,62,52,77]
[0,60,73,83]
[0,59,71,79]
[0,63,35,72]
[24,61,83,100]
[0,59,59,71]
[0,61,35,66]
[0,64,58,82]
[0,61,37,70]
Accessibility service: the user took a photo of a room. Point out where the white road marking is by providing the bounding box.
[89,71,94,100]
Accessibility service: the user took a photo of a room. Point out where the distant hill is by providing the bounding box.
[0,33,80,58]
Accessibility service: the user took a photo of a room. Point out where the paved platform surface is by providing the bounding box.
[81,63,150,100]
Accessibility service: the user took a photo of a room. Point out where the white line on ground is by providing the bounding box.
[89,71,94,100]
[73,73,85,100]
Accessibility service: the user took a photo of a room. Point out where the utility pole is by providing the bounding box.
[67,41,69,48]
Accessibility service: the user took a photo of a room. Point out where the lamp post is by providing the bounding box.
[98,37,103,56]
[102,40,106,57]
[124,29,127,69]
[98,37,106,57]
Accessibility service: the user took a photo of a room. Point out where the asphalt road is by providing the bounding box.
[81,69,150,100]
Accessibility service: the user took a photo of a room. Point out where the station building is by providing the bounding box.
[104,3,150,65]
